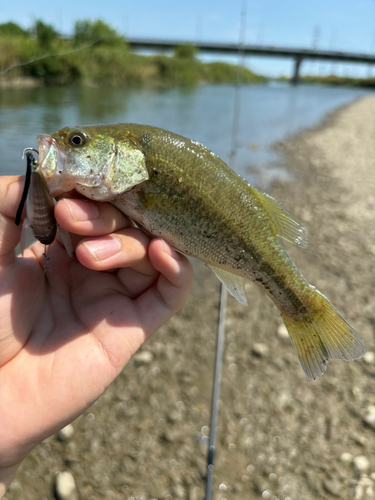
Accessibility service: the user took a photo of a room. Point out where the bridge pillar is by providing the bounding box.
[291,57,302,85]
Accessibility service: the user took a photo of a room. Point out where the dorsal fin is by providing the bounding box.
[258,192,308,248]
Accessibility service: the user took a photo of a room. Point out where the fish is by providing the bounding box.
[37,123,366,379]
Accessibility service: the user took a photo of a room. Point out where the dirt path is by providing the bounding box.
[5,96,375,500]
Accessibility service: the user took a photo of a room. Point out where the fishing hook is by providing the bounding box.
[22,147,39,159]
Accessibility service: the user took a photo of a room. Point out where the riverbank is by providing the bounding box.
[301,74,375,88]
[4,96,375,500]
[0,77,40,88]
[280,74,375,88]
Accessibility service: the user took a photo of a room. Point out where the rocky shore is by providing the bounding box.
[4,95,375,500]
[0,77,41,88]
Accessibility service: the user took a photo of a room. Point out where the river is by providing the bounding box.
[0,83,372,188]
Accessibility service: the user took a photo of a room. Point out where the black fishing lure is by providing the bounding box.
[15,148,57,245]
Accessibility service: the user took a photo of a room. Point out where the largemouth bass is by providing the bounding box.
[37,124,366,379]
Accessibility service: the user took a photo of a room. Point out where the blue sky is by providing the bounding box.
[2,0,375,77]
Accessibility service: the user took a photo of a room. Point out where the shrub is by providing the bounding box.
[74,19,124,46]
[174,44,197,60]
[33,20,58,49]
[0,22,29,37]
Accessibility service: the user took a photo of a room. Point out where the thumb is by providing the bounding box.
[0,176,25,266]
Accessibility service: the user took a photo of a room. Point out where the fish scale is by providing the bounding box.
[37,123,366,379]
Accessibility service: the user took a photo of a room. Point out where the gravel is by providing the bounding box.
[364,406,375,430]
[354,456,371,475]
[4,95,375,500]
[57,424,75,442]
[55,471,78,500]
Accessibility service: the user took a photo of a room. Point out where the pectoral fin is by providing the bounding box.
[57,226,74,257]
[209,266,248,306]
[258,192,308,248]
[20,219,29,256]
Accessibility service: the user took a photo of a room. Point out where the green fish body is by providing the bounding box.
[37,124,366,379]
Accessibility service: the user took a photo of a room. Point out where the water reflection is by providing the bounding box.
[0,83,372,186]
[75,87,130,122]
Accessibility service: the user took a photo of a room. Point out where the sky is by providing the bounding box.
[2,0,375,77]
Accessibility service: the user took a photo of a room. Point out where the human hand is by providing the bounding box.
[0,176,193,496]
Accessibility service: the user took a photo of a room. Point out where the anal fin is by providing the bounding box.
[209,266,248,306]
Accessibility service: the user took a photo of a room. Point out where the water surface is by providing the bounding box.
[0,83,372,188]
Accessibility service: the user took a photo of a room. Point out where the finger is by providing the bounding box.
[116,267,159,299]
[136,239,193,336]
[0,176,25,265]
[54,198,132,237]
[75,227,157,276]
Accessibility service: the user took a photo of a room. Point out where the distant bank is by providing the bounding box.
[279,74,375,89]
[0,20,266,87]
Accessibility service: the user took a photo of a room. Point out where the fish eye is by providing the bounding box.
[68,132,87,147]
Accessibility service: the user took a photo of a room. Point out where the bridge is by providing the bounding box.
[127,37,375,84]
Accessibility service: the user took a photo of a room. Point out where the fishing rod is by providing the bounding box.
[204,1,247,498]
[205,284,227,498]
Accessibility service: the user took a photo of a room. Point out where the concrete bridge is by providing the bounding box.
[127,37,375,84]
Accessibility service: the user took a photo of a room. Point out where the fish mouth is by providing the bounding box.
[37,134,73,197]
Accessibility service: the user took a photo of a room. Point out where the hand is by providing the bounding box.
[0,176,193,496]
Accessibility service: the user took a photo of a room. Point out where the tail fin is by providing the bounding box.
[282,291,366,380]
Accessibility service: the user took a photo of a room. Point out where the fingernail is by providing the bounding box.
[162,239,180,260]
[83,237,122,261]
[64,199,99,221]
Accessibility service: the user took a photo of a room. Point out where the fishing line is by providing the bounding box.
[1,38,114,76]
[204,1,247,498]
[12,151,53,336]
[10,256,51,340]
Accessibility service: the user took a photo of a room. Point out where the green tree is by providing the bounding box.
[33,20,58,49]
[73,19,123,46]
[173,44,197,60]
